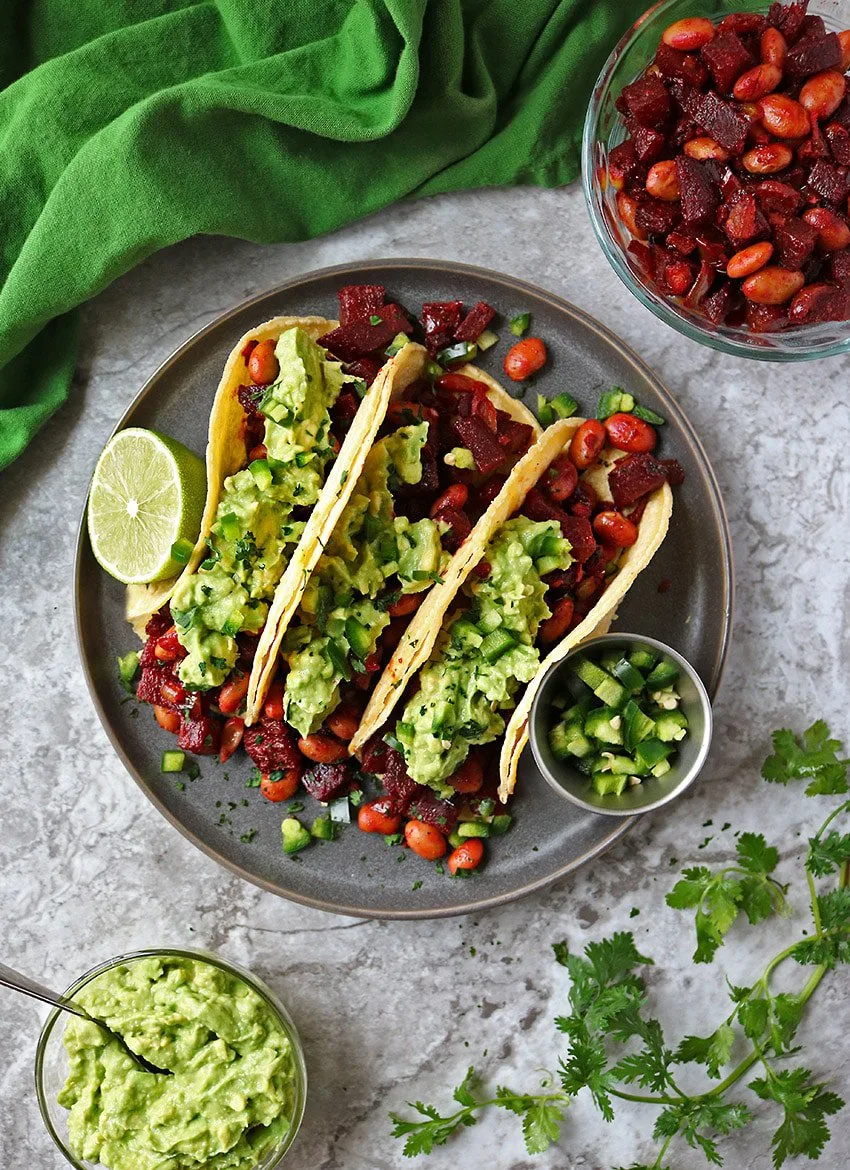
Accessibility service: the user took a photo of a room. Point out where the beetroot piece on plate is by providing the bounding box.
[318,304,413,363]
[701,32,754,95]
[609,453,669,509]
[767,0,810,43]
[676,156,720,224]
[451,416,506,477]
[632,125,668,164]
[243,719,302,774]
[336,284,386,326]
[807,160,850,207]
[616,75,672,128]
[420,301,463,355]
[785,30,841,79]
[560,515,597,564]
[454,301,496,342]
[406,786,459,832]
[302,762,351,802]
[654,42,709,88]
[693,91,750,152]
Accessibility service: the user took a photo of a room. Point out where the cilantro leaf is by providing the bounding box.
[807,829,850,877]
[558,1036,615,1119]
[750,1068,844,1168]
[736,832,779,875]
[520,1097,566,1154]
[452,1067,478,1108]
[762,722,848,795]
[674,1023,735,1079]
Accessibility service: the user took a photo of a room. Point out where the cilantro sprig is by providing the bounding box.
[390,721,850,1167]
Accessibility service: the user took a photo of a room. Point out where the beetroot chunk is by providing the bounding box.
[318,304,413,362]
[378,746,419,814]
[753,179,805,215]
[635,195,682,236]
[560,515,597,564]
[703,280,738,324]
[136,663,173,705]
[808,160,850,207]
[700,32,754,95]
[344,356,383,386]
[654,43,708,89]
[775,218,818,269]
[302,762,351,802]
[454,301,496,342]
[406,786,459,832]
[451,416,506,477]
[237,383,265,423]
[825,123,850,167]
[693,90,750,154]
[830,251,850,287]
[243,719,302,773]
[786,31,841,80]
[676,156,720,225]
[609,453,669,509]
[337,284,385,327]
[616,75,671,128]
[768,0,809,43]
[421,301,463,356]
[178,714,220,756]
[631,125,667,164]
[721,190,770,245]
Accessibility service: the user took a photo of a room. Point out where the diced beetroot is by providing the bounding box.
[703,280,739,324]
[451,416,507,477]
[753,179,805,215]
[717,12,767,36]
[746,302,789,332]
[332,389,361,429]
[560,515,597,564]
[832,97,850,132]
[434,505,472,552]
[406,786,459,833]
[808,160,850,207]
[635,195,682,236]
[497,417,534,456]
[379,746,419,813]
[302,762,351,802]
[477,475,507,510]
[360,733,389,775]
[693,90,750,153]
[420,301,463,356]
[631,125,667,164]
[337,284,385,327]
[616,75,671,128]
[568,481,598,518]
[667,229,699,255]
[798,118,829,163]
[522,486,566,527]
[178,715,220,756]
[826,123,850,167]
[670,117,702,152]
[136,663,174,705]
[609,453,669,508]
[669,78,702,118]
[471,391,498,432]
[798,13,826,38]
[654,42,708,88]
[788,281,846,324]
[676,156,720,225]
[696,231,732,268]
[660,458,686,487]
[786,31,841,80]
[344,356,383,386]
[700,32,754,95]
[454,301,496,342]
[627,239,654,273]
[721,189,770,244]
[237,383,265,422]
[775,217,818,269]
[768,0,809,43]
[830,250,850,287]
[653,246,696,296]
[608,140,643,187]
[719,167,743,202]
[684,260,715,307]
[319,304,413,363]
[243,719,302,773]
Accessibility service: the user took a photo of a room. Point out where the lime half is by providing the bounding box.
[87,428,207,584]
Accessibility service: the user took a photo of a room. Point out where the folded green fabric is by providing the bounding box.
[0,0,646,470]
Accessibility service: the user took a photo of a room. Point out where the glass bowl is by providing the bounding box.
[582,0,850,361]
[35,948,307,1170]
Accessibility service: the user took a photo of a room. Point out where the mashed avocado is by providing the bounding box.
[396,517,573,792]
[57,955,299,1170]
[282,422,444,737]
[171,328,348,689]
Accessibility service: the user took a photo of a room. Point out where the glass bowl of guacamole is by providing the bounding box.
[35,948,307,1170]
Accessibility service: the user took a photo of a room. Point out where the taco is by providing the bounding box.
[349,412,675,829]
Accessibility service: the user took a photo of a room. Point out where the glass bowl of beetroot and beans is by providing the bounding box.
[583,0,850,359]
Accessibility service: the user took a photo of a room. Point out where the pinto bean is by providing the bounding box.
[742,143,794,174]
[263,679,285,721]
[219,717,244,764]
[325,701,362,742]
[154,705,180,733]
[799,71,847,121]
[248,339,279,385]
[604,413,657,453]
[661,17,714,51]
[758,95,809,140]
[218,673,249,715]
[683,137,730,162]
[741,266,806,305]
[733,63,782,102]
[297,733,347,763]
[538,596,575,645]
[726,241,774,279]
[404,819,447,860]
[568,420,606,470]
[803,207,850,252]
[447,838,485,875]
[260,769,300,802]
[646,160,680,202]
[760,27,787,69]
[593,510,638,548]
[358,799,402,835]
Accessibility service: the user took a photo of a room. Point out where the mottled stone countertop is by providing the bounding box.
[2,183,848,1168]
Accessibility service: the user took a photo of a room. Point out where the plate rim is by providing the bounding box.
[74,257,734,920]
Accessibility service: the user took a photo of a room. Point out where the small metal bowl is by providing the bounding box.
[529,633,713,817]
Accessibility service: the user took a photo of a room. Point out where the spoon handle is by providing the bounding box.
[0,961,89,1020]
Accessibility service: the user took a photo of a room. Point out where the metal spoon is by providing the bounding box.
[0,960,170,1075]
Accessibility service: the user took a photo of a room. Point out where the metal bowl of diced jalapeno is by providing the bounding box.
[529,633,713,817]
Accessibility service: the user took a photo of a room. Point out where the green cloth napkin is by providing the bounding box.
[0,0,646,470]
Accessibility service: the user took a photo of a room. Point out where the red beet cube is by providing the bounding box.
[667,229,699,255]
[302,762,351,802]
[454,301,496,342]
[830,250,850,287]
[832,97,850,132]
[786,31,841,80]
[768,0,809,44]
[635,195,682,236]
[717,12,767,36]
[608,140,642,186]
[660,459,686,487]
[700,32,754,95]
[609,454,669,508]
[654,43,708,89]
[788,282,846,324]
[560,515,597,564]
[434,505,472,552]
[522,487,567,527]
[379,745,419,811]
[344,356,383,386]
[337,284,385,326]
[808,160,850,207]
[319,304,413,363]
[497,416,534,456]
[451,416,506,477]
[631,125,667,164]
[676,156,720,225]
[653,246,696,295]
[616,75,671,128]
[703,280,739,324]
[746,303,789,332]
[243,719,301,773]
[406,786,459,832]
[721,190,770,245]
[775,218,818,269]
[178,715,220,756]
[421,301,463,356]
[136,663,174,705]
[693,91,750,153]
[826,123,850,167]
[753,179,805,215]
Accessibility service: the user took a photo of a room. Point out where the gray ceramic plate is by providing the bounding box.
[75,259,733,919]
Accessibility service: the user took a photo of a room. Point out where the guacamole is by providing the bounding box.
[282,422,444,736]
[396,517,573,792]
[171,328,348,689]
[57,955,299,1170]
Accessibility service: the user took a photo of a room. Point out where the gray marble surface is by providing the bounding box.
[2,182,849,1169]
